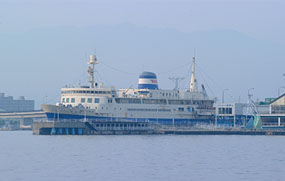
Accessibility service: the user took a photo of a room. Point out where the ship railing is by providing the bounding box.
[89,122,156,131]
[156,123,244,131]
[41,118,248,130]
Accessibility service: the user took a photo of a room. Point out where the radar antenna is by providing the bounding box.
[88,55,98,88]
[169,77,185,90]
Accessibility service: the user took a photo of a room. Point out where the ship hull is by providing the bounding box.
[42,104,214,125]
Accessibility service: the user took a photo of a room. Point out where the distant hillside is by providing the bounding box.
[0,23,284,108]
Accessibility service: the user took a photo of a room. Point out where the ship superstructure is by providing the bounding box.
[42,55,215,125]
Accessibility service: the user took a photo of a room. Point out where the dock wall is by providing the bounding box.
[33,121,285,136]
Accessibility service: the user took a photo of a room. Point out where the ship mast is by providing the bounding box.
[169,77,185,90]
[88,55,98,88]
[190,57,198,92]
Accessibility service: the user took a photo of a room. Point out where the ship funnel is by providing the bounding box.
[138,72,158,89]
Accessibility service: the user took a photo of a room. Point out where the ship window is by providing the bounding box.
[223,108,232,114]
[81,98,85,103]
[187,107,191,112]
[115,98,141,104]
[95,98,100,103]
[87,98,92,103]
[66,98,70,103]
[71,98,75,103]
[108,98,112,103]
[141,99,166,105]
[178,107,184,112]
[168,100,192,105]
[229,108,232,114]
[62,98,65,103]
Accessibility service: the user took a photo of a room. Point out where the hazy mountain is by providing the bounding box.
[0,23,284,108]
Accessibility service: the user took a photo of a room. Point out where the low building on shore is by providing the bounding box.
[215,94,285,127]
[0,93,34,112]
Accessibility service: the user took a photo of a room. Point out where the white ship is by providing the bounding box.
[42,55,215,125]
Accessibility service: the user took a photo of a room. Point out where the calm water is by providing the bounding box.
[0,131,285,181]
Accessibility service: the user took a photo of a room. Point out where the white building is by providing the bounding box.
[215,102,270,127]
[0,93,34,112]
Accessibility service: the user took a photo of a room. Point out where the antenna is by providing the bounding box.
[169,77,185,90]
[88,55,98,88]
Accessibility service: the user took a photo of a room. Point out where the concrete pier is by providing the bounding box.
[162,129,285,135]
[33,121,87,135]
[33,121,285,136]
[33,121,160,135]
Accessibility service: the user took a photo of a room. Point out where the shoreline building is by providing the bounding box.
[215,95,285,127]
[263,93,285,126]
[0,93,35,112]
[215,103,251,127]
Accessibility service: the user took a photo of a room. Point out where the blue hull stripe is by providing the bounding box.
[46,113,213,125]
